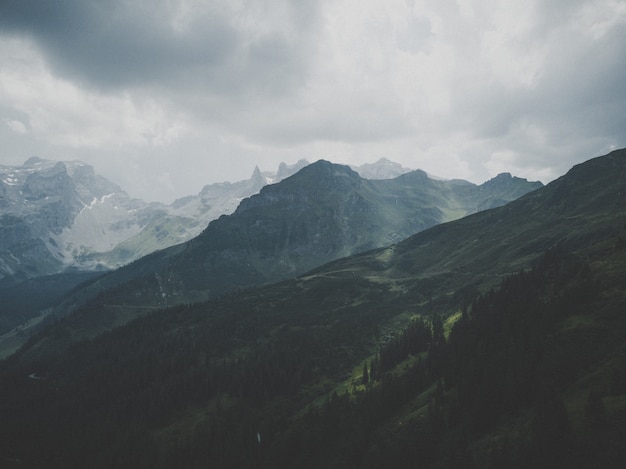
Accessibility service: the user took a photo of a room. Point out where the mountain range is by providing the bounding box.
[0,157,540,341]
[0,156,536,284]
[0,148,623,468]
[0,157,310,281]
[42,160,541,322]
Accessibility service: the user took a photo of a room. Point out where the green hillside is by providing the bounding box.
[43,161,540,332]
[0,149,624,468]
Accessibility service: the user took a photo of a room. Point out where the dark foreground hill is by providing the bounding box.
[0,149,624,468]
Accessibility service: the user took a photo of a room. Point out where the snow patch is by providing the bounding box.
[81,193,115,213]
[2,174,19,186]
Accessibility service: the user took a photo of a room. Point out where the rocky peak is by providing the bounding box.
[480,172,541,192]
[352,158,413,179]
[276,159,309,181]
[234,160,361,215]
[250,165,266,186]
[23,156,47,167]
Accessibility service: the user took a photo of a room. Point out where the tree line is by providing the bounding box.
[0,245,624,467]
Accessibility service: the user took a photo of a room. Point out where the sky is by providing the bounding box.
[0,0,625,203]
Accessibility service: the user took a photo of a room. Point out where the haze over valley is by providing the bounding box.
[0,148,624,468]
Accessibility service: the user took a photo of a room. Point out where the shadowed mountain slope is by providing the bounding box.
[0,149,624,468]
[49,160,541,318]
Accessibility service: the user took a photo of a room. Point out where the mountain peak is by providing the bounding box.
[352,158,413,179]
[481,172,541,189]
[245,160,362,203]
[251,165,264,179]
[276,159,309,181]
[285,160,362,189]
[248,165,267,188]
[306,159,359,176]
[23,156,47,167]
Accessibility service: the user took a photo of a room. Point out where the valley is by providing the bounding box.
[0,148,624,468]
[0,157,540,353]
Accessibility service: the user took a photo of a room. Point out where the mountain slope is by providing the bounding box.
[0,158,311,281]
[0,149,623,468]
[0,157,172,278]
[391,149,626,283]
[51,160,541,318]
[0,158,313,337]
[0,158,96,279]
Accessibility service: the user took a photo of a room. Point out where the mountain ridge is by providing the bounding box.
[0,155,540,283]
[0,148,623,468]
[46,159,541,320]
[0,157,313,280]
[0,156,541,351]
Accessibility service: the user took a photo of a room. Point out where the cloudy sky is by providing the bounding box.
[1,0,624,202]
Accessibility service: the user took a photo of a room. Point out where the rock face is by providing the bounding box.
[0,158,307,282]
[0,158,98,279]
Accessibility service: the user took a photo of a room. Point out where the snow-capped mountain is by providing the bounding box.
[0,157,156,278]
[0,157,308,281]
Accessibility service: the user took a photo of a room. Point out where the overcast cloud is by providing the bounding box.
[1,0,624,202]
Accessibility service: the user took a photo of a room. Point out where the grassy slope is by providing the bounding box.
[14,151,624,375]
[0,150,623,467]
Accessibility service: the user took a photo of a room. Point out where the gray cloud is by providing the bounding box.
[443,1,626,176]
[0,0,624,202]
[0,0,317,96]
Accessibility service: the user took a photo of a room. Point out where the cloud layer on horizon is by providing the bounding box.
[1,0,624,202]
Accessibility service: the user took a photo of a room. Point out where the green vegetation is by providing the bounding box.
[44,160,541,334]
[0,149,624,468]
[2,243,624,468]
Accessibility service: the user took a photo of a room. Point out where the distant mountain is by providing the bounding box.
[0,157,125,279]
[264,159,311,183]
[351,157,413,179]
[0,156,539,344]
[0,155,528,284]
[49,160,541,321]
[0,157,307,282]
[1,149,624,468]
